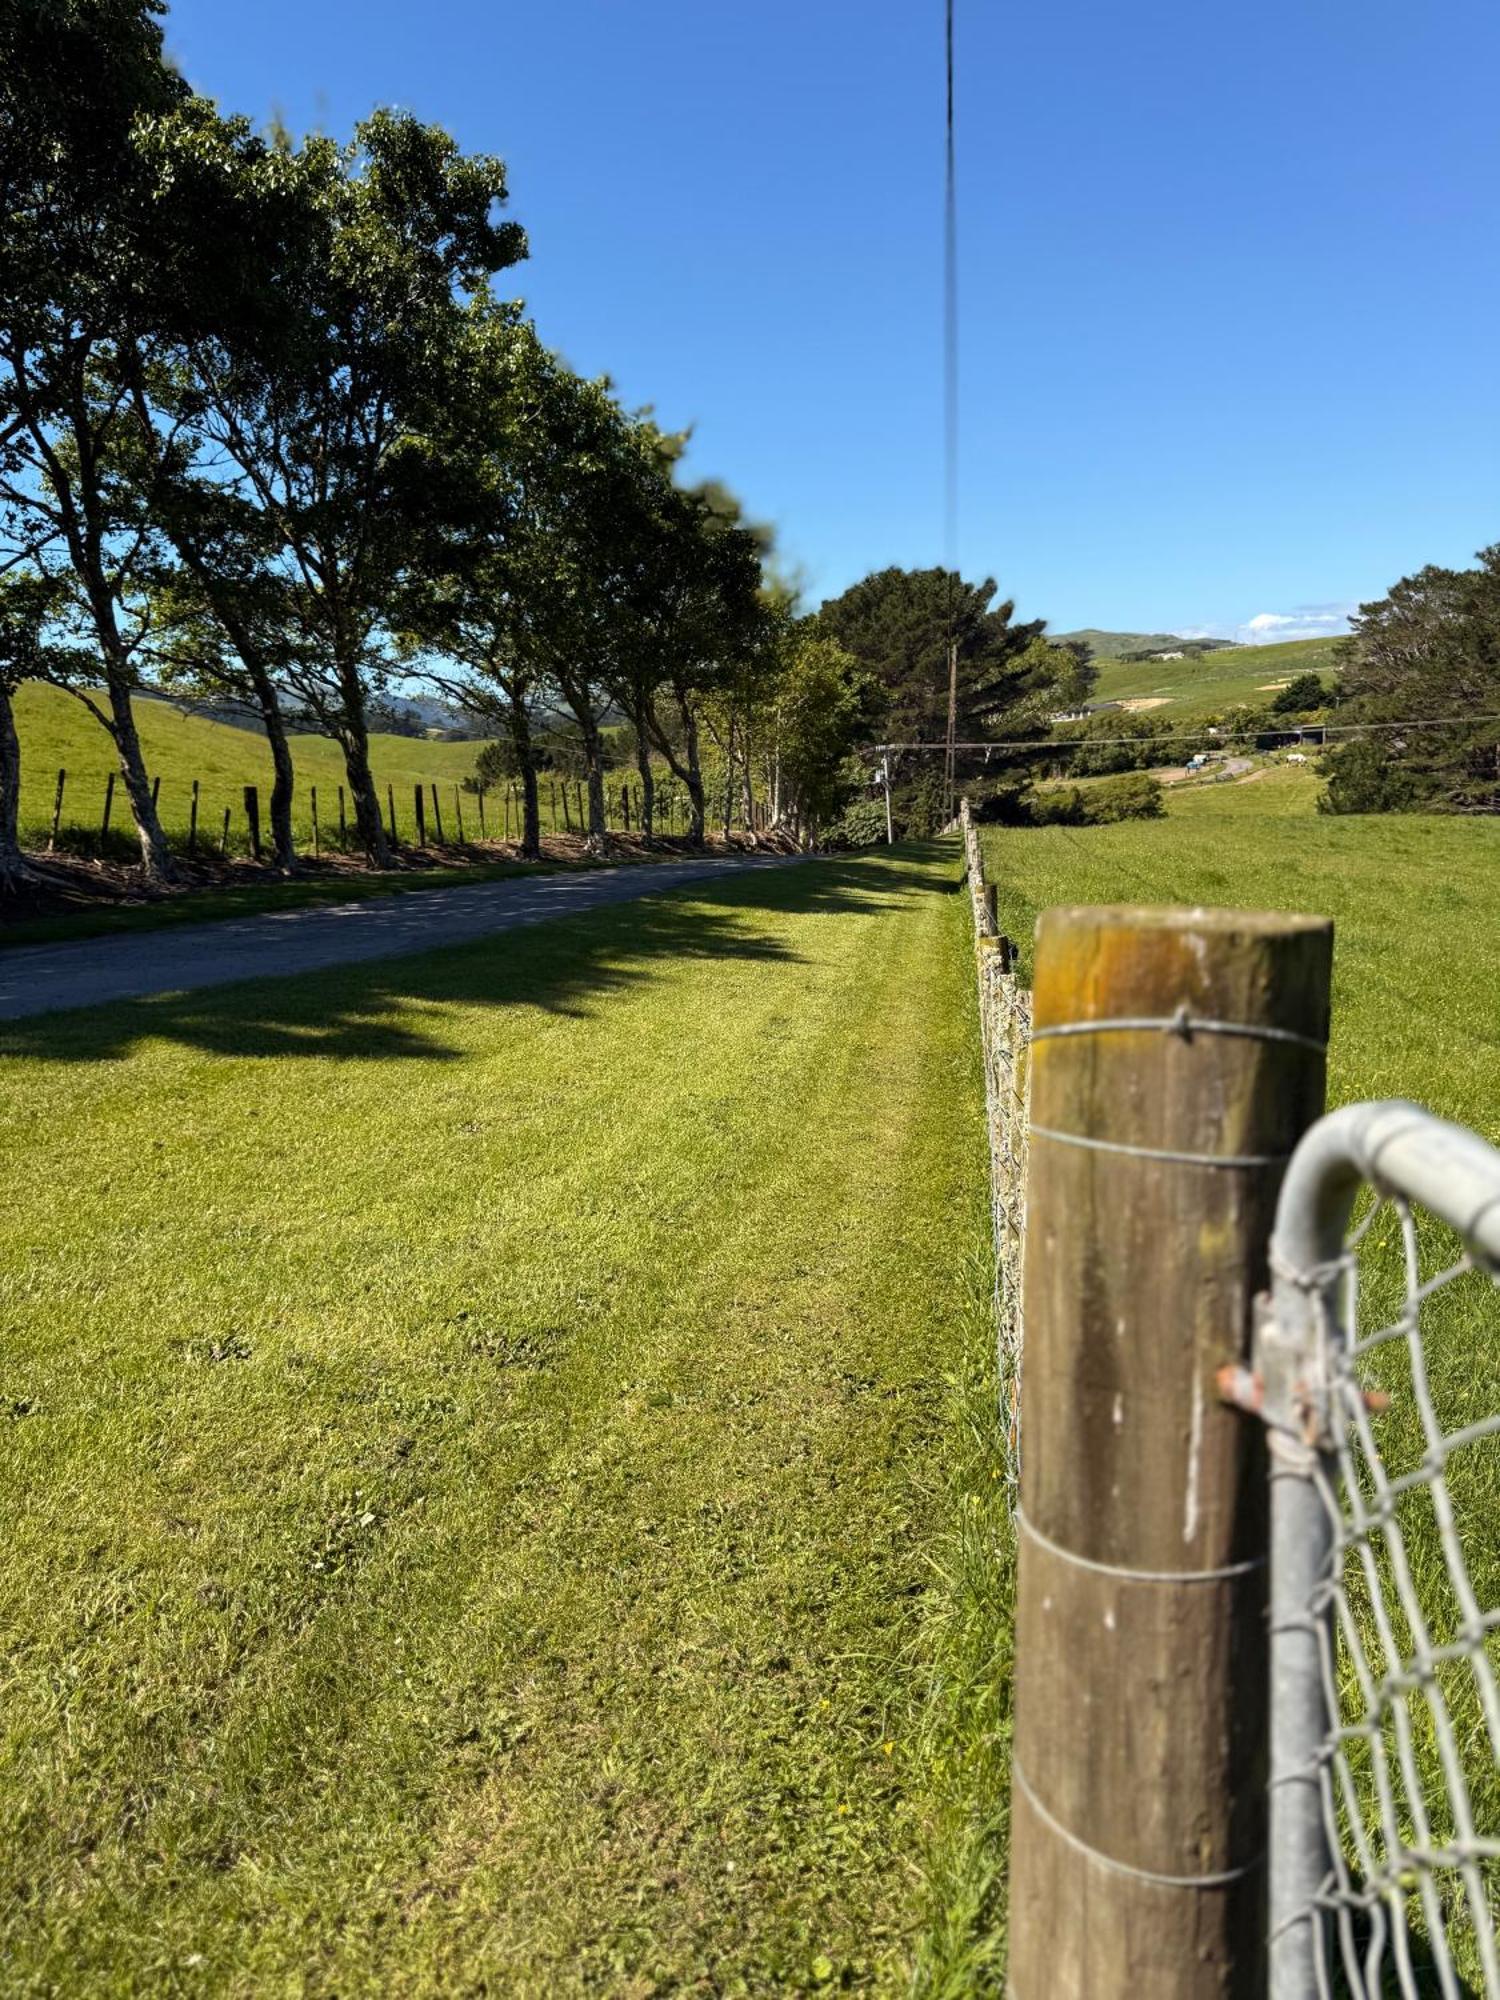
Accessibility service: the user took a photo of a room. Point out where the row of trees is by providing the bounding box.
[0,1,897,891]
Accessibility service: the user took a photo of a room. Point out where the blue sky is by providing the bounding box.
[165,0,1500,642]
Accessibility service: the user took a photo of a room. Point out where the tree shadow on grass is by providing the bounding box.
[0,844,959,1067]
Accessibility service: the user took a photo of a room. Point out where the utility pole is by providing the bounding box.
[943,637,959,820]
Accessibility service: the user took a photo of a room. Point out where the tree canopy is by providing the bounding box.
[1321,549,1500,814]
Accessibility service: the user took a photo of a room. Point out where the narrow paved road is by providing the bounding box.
[0,856,800,1022]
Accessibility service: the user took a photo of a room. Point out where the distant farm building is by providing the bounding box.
[1051,700,1122,723]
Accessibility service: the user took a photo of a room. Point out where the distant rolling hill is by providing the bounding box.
[1055,629,1240,660]
[1087,635,1344,720]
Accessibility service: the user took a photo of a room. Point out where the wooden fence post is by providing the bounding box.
[338,786,347,851]
[244,785,262,861]
[150,774,161,810]
[414,785,426,846]
[310,785,320,857]
[477,787,487,838]
[188,778,200,854]
[100,771,115,842]
[1007,903,1332,2000]
[220,805,231,856]
[503,786,512,840]
[561,785,572,833]
[430,783,445,844]
[454,784,465,843]
[388,783,398,845]
[48,769,66,851]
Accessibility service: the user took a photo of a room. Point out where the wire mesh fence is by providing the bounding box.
[960,801,1029,1477]
[1252,1104,1500,1999]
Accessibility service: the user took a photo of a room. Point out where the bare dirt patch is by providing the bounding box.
[1119,696,1173,712]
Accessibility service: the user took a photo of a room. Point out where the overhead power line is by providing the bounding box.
[871,713,1500,755]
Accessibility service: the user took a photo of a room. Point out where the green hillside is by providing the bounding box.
[1054,628,1239,659]
[1088,634,1343,719]
[13,683,495,853]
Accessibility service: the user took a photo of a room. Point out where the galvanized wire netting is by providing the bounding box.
[1283,1187,1500,1998]
[960,803,1030,1477]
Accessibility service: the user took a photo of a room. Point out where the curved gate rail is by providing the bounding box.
[1240,1102,1500,1998]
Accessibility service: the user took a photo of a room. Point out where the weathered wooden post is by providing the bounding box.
[220,805,231,856]
[1007,904,1332,2000]
[150,774,161,810]
[477,787,487,838]
[188,778,200,854]
[388,783,398,844]
[561,786,572,833]
[338,785,347,850]
[454,785,465,843]
[310,785,320,857]
[48,769,66,851]
[504,786,512,840]
[243,785,262,861]
[430,783,445,844]
[100,771,115,843]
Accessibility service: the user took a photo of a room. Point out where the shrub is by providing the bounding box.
[826,797,890,848]
[971,771,1165,828]
[1318,738,1426,815]
[1078,771,1166,823]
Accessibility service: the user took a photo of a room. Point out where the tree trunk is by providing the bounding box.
[630,701,656,838]
[103,664,175,883]
[335,663,389,866]
[580,712,607,850]
[678,694,706,843]
[505,688,543,861]
[559,676,608,854]
[249,666,297,871]
[0,678,38,891]
[641,687,707,844]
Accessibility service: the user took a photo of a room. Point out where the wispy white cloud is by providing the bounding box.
[1238,604,1355,645]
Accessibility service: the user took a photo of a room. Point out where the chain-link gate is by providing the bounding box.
[1235,1101,1500,1999]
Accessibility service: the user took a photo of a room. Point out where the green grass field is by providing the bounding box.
[1088,634,1343,720]
[12,682,501,855]
[981,777,1500,1987]
[0,847,1012,1996]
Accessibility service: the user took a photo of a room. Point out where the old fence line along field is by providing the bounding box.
[0,847,1015,1995]
[10,684,705,865]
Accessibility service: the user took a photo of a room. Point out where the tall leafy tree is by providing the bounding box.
[623,479,770,844]
[0,0,188,881]
[398,314,561,860]
[1322,549,1500,813]
[816,566,1090,774]
[136,104,526,864]
[763,624,881,845]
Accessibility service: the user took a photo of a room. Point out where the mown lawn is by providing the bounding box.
[0,846,1010,1996]
[981,779,1500,1989]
